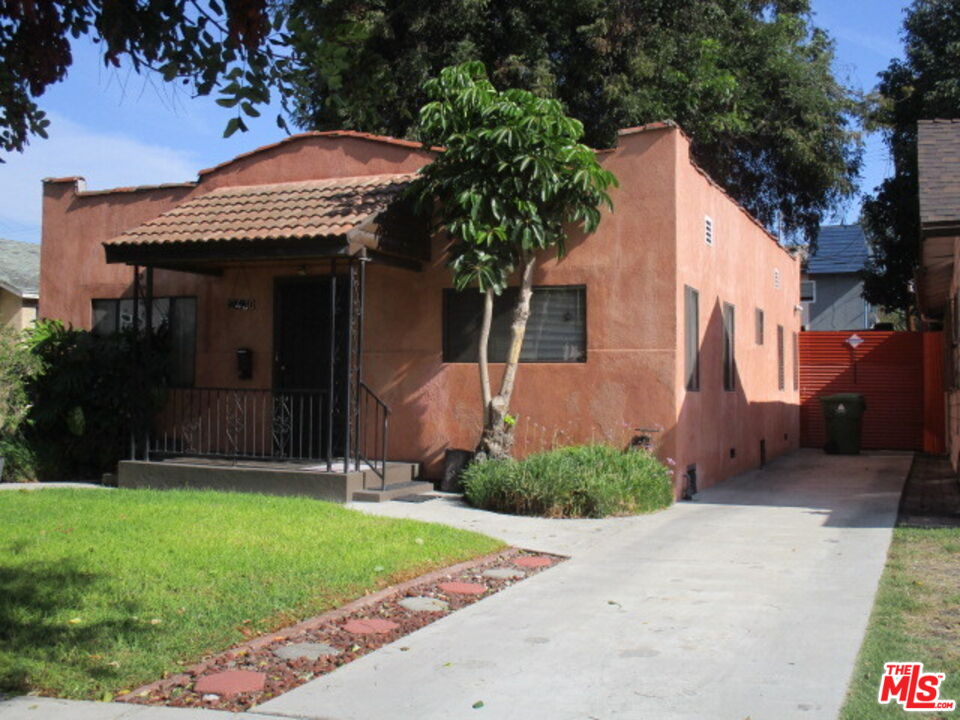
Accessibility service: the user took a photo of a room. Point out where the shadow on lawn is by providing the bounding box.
[0,559,144,694]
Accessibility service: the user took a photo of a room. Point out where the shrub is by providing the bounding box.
[462,444,674,518]
[0,327,41,481]
[24,320,170,480]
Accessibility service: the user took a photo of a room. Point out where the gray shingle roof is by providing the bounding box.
[918,119,960,225]
[0,237,40,298]
[807,225,870,274]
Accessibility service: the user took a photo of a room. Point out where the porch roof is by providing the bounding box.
[103,172,426,271]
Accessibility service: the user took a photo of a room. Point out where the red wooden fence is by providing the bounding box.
[799,331,945,452]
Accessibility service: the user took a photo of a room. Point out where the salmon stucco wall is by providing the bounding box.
[361,127,681,478]
[39,134,436,328]
[671,136,802,490]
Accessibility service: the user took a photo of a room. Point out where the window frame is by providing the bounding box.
[800,279,816,303]
[441,284,588,364]
[755,308,764,345]
[91,295,197,387]
[777,324,785,391]
[722,301,736,392]
[684,285,700,392]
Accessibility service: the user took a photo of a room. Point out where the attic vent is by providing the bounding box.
[773,268,781,289]
[704,216,714,246]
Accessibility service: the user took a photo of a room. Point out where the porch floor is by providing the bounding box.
[118,457,430,503]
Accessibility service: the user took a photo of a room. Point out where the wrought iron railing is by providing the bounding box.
[148,386,391,484]
[150,387,330,462]
[354,381,390,489]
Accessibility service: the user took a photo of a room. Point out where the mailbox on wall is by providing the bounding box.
[236,348,253,380]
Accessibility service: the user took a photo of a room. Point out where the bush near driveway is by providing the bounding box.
[463,444,674,518]
[0,488,503,700]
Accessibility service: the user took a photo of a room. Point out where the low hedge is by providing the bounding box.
[462,444,674,518]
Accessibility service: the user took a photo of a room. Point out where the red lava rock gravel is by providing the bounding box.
[118,548,564,712]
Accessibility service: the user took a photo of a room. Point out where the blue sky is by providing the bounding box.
[0,1,910,245]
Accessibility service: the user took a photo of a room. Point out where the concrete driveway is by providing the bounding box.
[256,450,909,720]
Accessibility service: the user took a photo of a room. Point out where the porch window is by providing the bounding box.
[442,286,586,363]
[91,296,197,387]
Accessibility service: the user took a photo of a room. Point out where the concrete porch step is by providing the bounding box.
[352,480,435,503]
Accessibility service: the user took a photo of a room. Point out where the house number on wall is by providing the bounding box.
[228,299,256,311]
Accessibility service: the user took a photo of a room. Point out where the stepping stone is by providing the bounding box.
[342,618,399,635]
[483,567,525,580]
[438,581,487,595]
[273,642,339,661]
[194,670,266,698]
[399,596,450,613]
[514,555,554,568]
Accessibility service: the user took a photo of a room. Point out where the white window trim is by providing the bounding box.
[800,279,816,303]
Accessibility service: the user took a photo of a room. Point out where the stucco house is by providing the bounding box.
[0,237,40,331]
[40,122,801,500]
[801,224,875,331]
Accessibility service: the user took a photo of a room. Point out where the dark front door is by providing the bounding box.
[273,276,349,459]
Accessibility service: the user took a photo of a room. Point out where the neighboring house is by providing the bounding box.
[40,123,801,500]
[917,119,960,470]
[801,224,876,330]
[0,237,40,331]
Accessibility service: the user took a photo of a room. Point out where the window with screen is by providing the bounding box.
[777,325,785,391]
[800,280,816,303]
[722,302,736,391]
[443,286,586,363]
[92,296,197,387]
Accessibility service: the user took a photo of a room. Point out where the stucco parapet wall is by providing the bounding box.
[616,121,795,259]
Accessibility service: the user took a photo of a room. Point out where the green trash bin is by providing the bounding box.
[820,393,866,455]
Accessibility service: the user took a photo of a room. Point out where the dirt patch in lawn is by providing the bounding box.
[118,548,564,712]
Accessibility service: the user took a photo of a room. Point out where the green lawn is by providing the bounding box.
[841,527,960,719]
[0,488,503,700]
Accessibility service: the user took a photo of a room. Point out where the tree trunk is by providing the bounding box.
[478,288,494,426]
[477,256,537,459]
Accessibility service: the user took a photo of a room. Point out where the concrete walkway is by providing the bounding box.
[0,450,909,720]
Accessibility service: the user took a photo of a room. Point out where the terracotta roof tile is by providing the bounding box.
[105,173,417,247]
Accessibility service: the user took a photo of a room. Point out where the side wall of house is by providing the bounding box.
[361,128,681,480]
[804,272,875,331]
[0,288,36,330]
[672,137,802,491]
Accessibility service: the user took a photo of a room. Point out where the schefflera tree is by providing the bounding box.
[409,62,617,459]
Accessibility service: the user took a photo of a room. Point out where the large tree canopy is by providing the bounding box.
[287,0,862,243]
[861,0,960,316]
[0,0,285,154]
